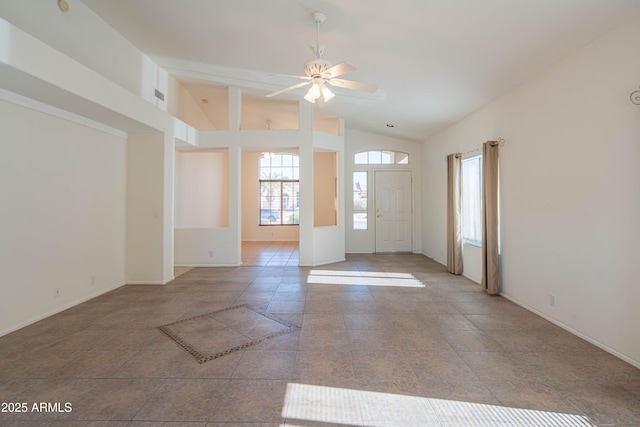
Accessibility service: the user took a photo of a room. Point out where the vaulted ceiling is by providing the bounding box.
[78,0,640,141]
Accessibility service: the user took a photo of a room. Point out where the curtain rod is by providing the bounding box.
[446,138,505,160]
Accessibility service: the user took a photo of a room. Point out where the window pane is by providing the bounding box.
[381,151,394,164]
[368,151,382,164]
[260,181,281,225]
[271,154,282,168]
[462,156,482,243]
[395,152,409,164]
[355,152,368,164]
[353,171,368,230]
[282,181,299,224]
[281,154,293,179]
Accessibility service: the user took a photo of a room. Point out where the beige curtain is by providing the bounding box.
[447,153,463,274]
[481,141,500,294]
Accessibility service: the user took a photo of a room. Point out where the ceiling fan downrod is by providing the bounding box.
[311,11,326,59]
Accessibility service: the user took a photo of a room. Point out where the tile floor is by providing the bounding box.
[242,241,300,266]
[1,252,639,426]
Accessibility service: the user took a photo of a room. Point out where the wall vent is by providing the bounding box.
[154,89,165,101]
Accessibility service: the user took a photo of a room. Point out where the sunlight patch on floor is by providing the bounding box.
[307,270,424,288]
[281,383,595,427]
[309,270,416,279]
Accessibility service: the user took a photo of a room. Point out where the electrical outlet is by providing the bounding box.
[53,287,61,298]
[549,294,557,307]
[209,251,214,258]
[90,276,96,286]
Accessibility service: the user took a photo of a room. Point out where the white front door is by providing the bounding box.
[375,170,413,253]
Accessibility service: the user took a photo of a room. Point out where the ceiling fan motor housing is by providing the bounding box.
[304,59,333,77]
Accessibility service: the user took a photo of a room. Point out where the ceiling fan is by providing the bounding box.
[265,11,377,103]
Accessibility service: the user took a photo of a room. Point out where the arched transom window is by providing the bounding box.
[354,150,409,165]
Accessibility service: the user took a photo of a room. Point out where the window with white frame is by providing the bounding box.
[353,171,368,230]
[259,153,299,225]
[461,155,482,245]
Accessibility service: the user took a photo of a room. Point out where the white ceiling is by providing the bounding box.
[80,0,640,141]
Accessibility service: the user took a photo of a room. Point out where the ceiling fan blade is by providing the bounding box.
[327,78,377,93]
[268,73,312,81]
[265,81,312,98]
[322,62,357,78]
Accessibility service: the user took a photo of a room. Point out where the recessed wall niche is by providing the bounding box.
[314,151,337,227]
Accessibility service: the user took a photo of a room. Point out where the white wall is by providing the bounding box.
[0,99,126,335]
[175,150,229,228]
[174,228,239,266]
[313,226,346,266]
[462,244,482,284]
[422,15,640,367]
[0,6,178,328]
[0,0,166,108]
[345,129,422,253]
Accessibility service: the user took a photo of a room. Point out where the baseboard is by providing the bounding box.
[423,252,447,267]
[347,251,432,256]
[126,276,179,284]
[0,281,125,338]
[242,239,299,243]
[501,293,640,369]
[299,257,346,267]
[125,280,167,285]
[174,263,242,268]
[462,272,481,284]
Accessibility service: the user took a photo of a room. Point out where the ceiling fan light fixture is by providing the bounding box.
[321,85,335,102]
[304,83,321,103]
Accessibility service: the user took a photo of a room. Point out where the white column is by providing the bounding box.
[298,101,314,265]
[126,132,166,284]
[228,144,242,264]
[161,130,175,282]
[228,86,242,131]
